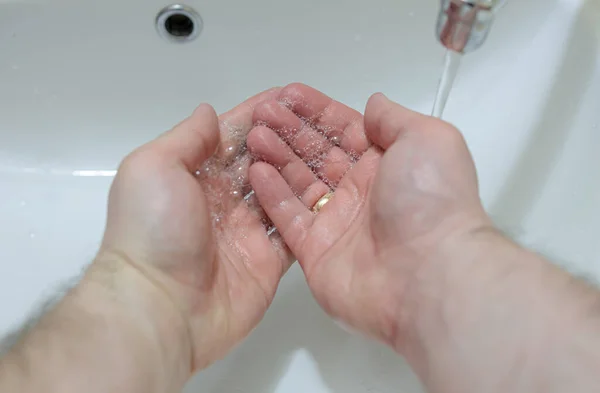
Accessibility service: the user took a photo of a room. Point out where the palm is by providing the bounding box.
[247,84,485,344]
[246,84,386,336]
[102,89,292,368]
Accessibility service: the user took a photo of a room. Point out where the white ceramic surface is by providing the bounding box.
[1,0,599,391]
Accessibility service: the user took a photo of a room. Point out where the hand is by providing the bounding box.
[247,84,492,349]
[96,88,293,371]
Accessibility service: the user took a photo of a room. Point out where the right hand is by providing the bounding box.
[247,83,492,348]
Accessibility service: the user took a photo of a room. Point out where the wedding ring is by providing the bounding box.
[312,192,334,213]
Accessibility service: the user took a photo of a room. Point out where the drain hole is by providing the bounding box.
[165,14,194,37]
[156,4,202,43]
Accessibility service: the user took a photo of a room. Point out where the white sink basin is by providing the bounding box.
[1,0,599,391]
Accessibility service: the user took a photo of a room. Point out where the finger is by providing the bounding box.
[240,191,294,272]
[225,197,293,294]
[197,87,281,205]
[364,93,432,150]
[277,83,369,156]
[155,104,221,171]
[253,100,353,187]
[217,87,281,162]
[249,162,315,254]
[247,125,331,208]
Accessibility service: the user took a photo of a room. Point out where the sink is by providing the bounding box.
[1,0,599,391]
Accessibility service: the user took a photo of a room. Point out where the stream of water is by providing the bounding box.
[432,50,463,118]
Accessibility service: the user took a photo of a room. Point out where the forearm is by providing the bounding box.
[0,258,192,393]
[400,229,600,393]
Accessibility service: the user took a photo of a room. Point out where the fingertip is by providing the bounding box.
[263,86,283,95]
[278,83,332,119]
[280,83,311,104]
[364,93,393,149]
[197,104,221,154]
[246,126,268,156]
[193,104,220,140]
[170,103,220,168]
[192,103,218,120]
[252,100,302,138]
[190,103,219,141]
[364,92,392,129]
[246,126,261,151]
[367,92,389,106]
[252,100,280,125]
[364,94,427,150]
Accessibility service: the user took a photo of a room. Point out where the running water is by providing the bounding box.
[431,50,462,118]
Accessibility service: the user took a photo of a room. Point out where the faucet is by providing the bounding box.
[436,0,506,53]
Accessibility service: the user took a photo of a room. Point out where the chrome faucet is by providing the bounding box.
[436,0,506,53]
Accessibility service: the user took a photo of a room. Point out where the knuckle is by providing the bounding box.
[118,148,152,175]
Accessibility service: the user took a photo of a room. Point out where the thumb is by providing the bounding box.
[364,93,432,150]
[154,103,221,170]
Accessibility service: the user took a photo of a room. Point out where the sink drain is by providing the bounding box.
[156,4,202,43]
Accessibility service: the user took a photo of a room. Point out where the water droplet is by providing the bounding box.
[244,190,255,201]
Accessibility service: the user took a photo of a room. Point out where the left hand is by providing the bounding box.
[96,88,293,371]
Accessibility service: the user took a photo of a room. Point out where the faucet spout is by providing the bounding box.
[436,0,506,53]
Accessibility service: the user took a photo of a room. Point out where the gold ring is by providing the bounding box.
[312,192,334,213]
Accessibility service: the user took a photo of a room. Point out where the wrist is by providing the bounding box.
[394,226,513,342]
[393,228,536,390]
[85,254,193,389]
[395,227,600,392]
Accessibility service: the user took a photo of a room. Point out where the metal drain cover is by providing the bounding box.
[156,4,202,43]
